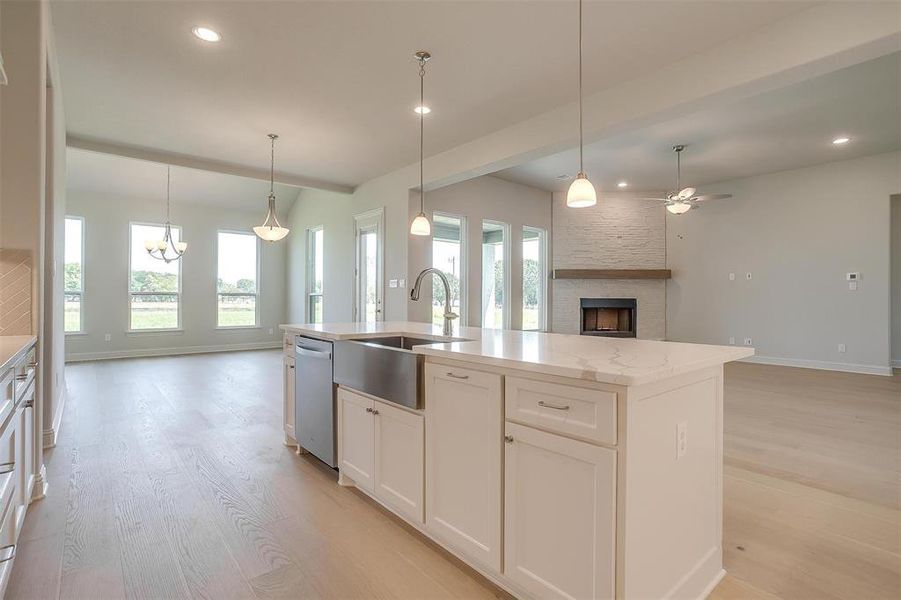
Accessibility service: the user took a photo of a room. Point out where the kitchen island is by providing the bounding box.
[280,321,753,600]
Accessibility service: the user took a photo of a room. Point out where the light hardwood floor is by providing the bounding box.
[6,352,900,599]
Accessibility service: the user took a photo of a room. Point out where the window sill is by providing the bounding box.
[126,328,185,336]
[65,332,88,337]
[215,325,262,331]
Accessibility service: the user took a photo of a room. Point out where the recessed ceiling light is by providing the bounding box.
[414,105,431,114]
[192,26,221,43]
[832,137,851,145]
[617,181,628,188]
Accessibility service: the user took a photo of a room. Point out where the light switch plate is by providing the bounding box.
[729,273,735,281]
[389,279,398,288]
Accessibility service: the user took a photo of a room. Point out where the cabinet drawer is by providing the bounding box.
[505,376,617,446]
[0,484,17,598]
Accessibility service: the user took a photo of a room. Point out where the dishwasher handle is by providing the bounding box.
[296,346,332,360]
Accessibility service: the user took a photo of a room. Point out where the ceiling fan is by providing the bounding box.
[639,145,731,214]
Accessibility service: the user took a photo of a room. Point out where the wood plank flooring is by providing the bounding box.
[6,351,900,599]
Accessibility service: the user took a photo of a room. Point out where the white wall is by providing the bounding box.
[406,175,552,329]
[552,191,667,338]
[667,151,900,375]
[65,190,286,360]
[891,194,901,368]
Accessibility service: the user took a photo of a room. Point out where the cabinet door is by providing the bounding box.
[338,388,374,492]
[19,396,33,511]
[283,356,296,444]
[504,422,616,600]
[373,400,424,523]
[425,364,503,572]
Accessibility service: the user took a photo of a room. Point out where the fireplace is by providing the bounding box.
[580,298,637,337]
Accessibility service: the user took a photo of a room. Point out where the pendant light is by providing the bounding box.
[410,50,432,236]
[253,133,290,242]
[566,0,597,208]
[144,166,188,263]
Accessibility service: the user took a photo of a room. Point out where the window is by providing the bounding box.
[217,231,259,328]
[307,227,324,323]
[481,220,509,329]
[129,223,181,330]
[354,208,384,323]
[64,217,84,333]
[432,213,465,327]
[522,226,547,331]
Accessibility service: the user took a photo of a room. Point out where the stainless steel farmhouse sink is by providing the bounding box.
[333,335,458,409]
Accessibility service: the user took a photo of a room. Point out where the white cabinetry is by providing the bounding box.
[504,421,616,600]
[338,388,375,492]
[424,364,503,572]
[338,388,424,522]
[282,355,296,446]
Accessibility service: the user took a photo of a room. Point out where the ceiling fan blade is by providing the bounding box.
[691,193,732,203]
[634,197,669,202]
[677,187,696,200]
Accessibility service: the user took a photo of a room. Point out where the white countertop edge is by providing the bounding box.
[0,335,37,374]
[413,344,755,386]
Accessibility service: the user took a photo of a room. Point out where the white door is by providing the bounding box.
[425,363,503,572]
[373,400,424,523]
[354,208,385,323]
[338,388,374,492]
[504,421,616,600]
[283,356,296,445]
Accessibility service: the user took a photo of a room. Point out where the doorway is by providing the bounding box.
[354,207,385,323]
[891,195,900,370]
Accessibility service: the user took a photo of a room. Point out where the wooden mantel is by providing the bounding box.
[552,269,672,280]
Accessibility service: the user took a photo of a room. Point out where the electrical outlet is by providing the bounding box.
[745,272,753,280]
[104,333,112,342]
[743,337,753,346]
[729,336,735,345]
[399,278,406,288]
[268,328,274,335]
[729,273,735,281]
[676,422,687,459]
[838,343,846,353]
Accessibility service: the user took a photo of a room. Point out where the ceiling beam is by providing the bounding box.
[66,135,355,195]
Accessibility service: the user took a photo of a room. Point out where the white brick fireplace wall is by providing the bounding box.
[552,191,666,339]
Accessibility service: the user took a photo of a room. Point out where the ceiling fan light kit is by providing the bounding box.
[639,144,733,215]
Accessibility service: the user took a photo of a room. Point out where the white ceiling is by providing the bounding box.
[51,0,813,189]
[495,52,901,193]
[67,148,300,214]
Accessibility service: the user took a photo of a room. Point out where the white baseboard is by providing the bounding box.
[65,341,281,363]
[43,386,66,448]
[741,355,893,376]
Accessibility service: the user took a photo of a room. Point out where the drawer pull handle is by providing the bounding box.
[365,407,373,413]
[23,400,33,409]
[504,435,514,444]
[446,372,469,380]
[0,462,13,475]
[0,544,14,564]
[288,365,295,369]
[14,374,27,382]
[27,362,37,369]
[372,409,380,416]
[538,401,570,411]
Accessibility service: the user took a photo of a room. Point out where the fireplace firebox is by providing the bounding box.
[580,298,637,337]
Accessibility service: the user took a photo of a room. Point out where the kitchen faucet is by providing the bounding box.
[410,268,458,336]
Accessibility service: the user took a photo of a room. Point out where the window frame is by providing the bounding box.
[481,219,512,330]
[215,229,262,329]
[127,221,184,333]
[431,211,468,327]
[521,225,548,332]
[306,226,324,324]
[64,215,86,335]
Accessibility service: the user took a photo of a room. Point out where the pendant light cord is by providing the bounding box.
[578,0,584,175]
[269,135,275,196]
[166,165,171,222]
[419,57,425,212]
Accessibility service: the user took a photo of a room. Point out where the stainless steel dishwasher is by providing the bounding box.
[294,336,336,468]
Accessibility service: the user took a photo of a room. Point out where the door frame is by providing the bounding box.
[353,207,385,323]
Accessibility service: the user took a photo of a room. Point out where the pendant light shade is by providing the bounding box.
[567,0,597,208]
[410,51,432,236]
[254,134,290,242]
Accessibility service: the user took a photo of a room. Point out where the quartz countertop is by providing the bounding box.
[280,322,753,386]
[0,335,36,374]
